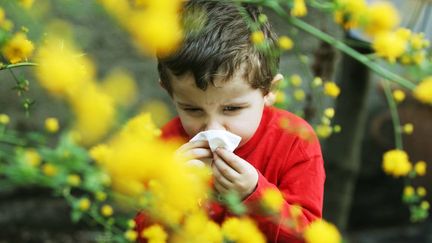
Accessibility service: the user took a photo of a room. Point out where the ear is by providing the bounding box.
[264,73,284,106]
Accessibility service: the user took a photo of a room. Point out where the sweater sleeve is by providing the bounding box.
[242,137,325,243]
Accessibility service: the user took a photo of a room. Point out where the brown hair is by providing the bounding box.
[157,0,279,95]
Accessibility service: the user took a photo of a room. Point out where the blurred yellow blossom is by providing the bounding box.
[324,82,340,98]
[69,83,115,146]
[34,36,95,97]
[334,0,367,29]
[403,186,414,197]
[101,68,138,106]
[140,100,172,128]
[124,230,138,242]
[95,191,107,201]
[127,219,136,228]
[0,113,9,125]
[294,89,305,101]
[414,161,427,176]
[402,123,414,135]
[45,117,59,133]
[251,31,265,44]
[2,32,34,63]
[172,212,222,243]
[392,89,405,103]
[19,0,34,9]
[312,77,322,87]
[333,125,342,133]
[261,188,284,212]
[290,74,302,87]
[222,217,265,243]
[304,219,341,243]
[291,0,307,17]
[395,28,411,41]
[382,149,412,177]
[101,204,113,217]
[413,77,432,105]
[78,198,91,211]
[417,187,427,197]
[316,124,333,139]
[372,31,407,63]
[421,201,430,210]
[275,90,286,104]
[67,174,81,187]
[324,108,335,118]
[411,33,429,50]
[290,204,303,218]
[278,36,293,50]
[142,224,168,243]
[25,149,41,167]
[42,163,58,176]
[363,2,399,36]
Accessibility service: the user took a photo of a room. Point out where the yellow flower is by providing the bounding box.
[294,89,305,101]
[417,187,427,197]
[67,174,81,187]
[290,204,303,218]
[278,36,293,50]
[291,0,307,17]
[324,108,335,118]
[312,77,322,87]
[403,186,414,197]
[395,28,411,41]
[124,230,138,242]
[420,201,430,210]
[324,82,340,98]
[316,124,333,139]
[78,198,91,211]
[333,125,342,133]
[19,0,34,9]
[251,31,265,44]
[127,219,136,228]
[290,74,302,87]
[412,51,426,65]
[413,77,432,105]
[372,31,407,63]
[261,188,284,212]
[2,32,34,63]
[363,2,399,36]
[24,149,41,167]
[34,36,95,97]
[141,224,168,243]
[414,161,427,176]
[222,217,266,243]
[411,33,428,50]
[42,163,58,176]
[95,191,107,201]
[275,90,286,104]
[140,100,172,128]
[0,113,10,125]
[382,149,412,177]
[101,204,114,217]
[101,68,138,106]
[402,123,414,135]
[69,83,116,146]
[304,219,341,243]
[45,117,59,133]
[334,0,367,29]
[172,212,222,243]
[392,89,405,103]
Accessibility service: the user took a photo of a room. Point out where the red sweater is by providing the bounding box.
[136,106,325,242]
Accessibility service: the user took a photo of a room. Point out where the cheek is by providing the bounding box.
[178,116,201,138]
[227,112,262,146]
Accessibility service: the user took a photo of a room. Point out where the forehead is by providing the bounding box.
[171,71,256,100]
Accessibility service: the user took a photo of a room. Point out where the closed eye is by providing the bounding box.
[223,106,243,112]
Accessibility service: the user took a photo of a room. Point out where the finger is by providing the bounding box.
[213,154,238,181]
[214,148,244,173]
[213,180,229,194]
[186,159,206,168]
[184,148,212,159]
[212,163,234,187]
[177,140,210,154]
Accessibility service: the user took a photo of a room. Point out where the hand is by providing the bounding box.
[175,140,212,168]
[212,147,258,199]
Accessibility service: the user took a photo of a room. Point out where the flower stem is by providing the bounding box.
[0,62,38,71]
[382,80,403,150]
[269,5,416,90]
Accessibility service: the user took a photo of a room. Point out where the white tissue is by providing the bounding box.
[189,130,242,152]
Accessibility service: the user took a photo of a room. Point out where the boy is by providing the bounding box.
[138,1,325,242]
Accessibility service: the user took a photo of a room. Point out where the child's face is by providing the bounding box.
[169,71,268,146]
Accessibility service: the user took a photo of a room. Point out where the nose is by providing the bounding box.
[203,118,225,131]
